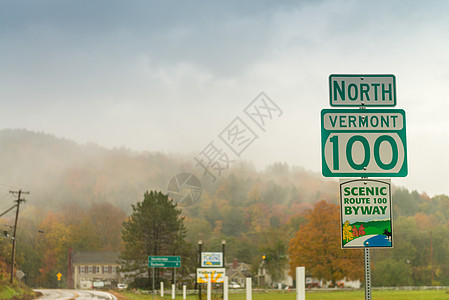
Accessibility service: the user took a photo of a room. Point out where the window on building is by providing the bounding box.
[112,266,116,274]
[96,266,100,273]
[80,266,85,274]
[88,266,93,274]
[103,266,108,273]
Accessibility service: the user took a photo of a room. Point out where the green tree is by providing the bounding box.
[222,207,246,236]
[261,240,289,283]
[372,258,413,286]
[120,191,188,287]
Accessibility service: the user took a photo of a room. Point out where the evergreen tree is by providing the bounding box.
[120,191,188,286]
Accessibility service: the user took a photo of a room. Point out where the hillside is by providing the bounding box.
[2,129,445,288]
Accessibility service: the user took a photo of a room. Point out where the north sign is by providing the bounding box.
[329,74,396,107]
[321,109,407,177]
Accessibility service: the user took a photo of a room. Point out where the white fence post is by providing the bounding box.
[183,285,186,299]
[296,267,305,300]
[207,278,212,300]
[246,277,252,300]
[172,284,175,299]
[161,282,164,297]
[223,276,228,300]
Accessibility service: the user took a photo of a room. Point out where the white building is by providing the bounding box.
[71,252,123,289]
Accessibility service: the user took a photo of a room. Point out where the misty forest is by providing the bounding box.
[0,129,448,288]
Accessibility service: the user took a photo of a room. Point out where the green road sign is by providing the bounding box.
[329,74,396,107]
[321,109,407,177]
[149,256,180,262]
[149,261,180,268]
[340,179,393,248]
[148,256,181,267]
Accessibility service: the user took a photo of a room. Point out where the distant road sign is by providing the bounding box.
[16,270,25,280]
[149,261,180,268]
[197,268,226,283]
[148,256,181,268]
[201,252,223,267]
[321,109,407,177]
[340,179,393,248]
[329,74,396,107]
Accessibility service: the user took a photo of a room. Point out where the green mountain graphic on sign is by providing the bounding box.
[342,220,391,246]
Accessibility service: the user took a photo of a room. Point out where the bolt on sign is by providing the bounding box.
[340,179,393,248]
[197,268,226,283]
[329,74,396,107]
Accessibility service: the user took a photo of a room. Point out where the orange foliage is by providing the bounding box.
[288,201,363,283]
[414,212,437,231]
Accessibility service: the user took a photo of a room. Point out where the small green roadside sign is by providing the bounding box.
[148,256,181,268]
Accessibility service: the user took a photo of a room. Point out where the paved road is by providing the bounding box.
[34,289,118,300]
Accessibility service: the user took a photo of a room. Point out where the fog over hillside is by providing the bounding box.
[0,129,338,215]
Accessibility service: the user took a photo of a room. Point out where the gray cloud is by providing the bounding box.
[1,0,449,195]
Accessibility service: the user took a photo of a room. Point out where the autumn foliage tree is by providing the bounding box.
[288,201,363,284]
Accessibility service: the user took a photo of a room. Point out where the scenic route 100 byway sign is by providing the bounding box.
[340,179,393,248]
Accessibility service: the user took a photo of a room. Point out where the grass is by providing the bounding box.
[306,290,449,300]
[0,285,20,299]
[120,289,449,300]
[0,279,39,300]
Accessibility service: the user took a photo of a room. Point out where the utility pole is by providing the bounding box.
[198,240,202,300]
[430,231,434,284]
[9,189,29,284]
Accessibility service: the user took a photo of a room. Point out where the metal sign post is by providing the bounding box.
[364,248,371,300]
[148,256,181,300]
[152,267,155,300]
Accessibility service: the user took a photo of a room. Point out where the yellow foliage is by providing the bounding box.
[342,221,354,243]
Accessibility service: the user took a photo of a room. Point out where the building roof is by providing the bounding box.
[72,252,120,264]
[226,262,251,278]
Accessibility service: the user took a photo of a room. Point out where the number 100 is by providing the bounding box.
[329,134,399,171]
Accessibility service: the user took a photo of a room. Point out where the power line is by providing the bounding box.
[0,205,17,218]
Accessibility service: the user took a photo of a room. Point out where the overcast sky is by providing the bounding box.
[1,0,449,197]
